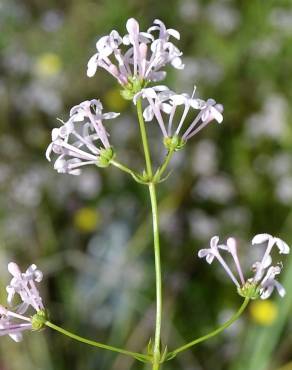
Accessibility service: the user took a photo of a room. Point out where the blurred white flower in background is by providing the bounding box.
[191,139,218,176]
[14,82,62,114]
[75,169,102,199]
[73,222,146,329]
[179,0,200,22]
[188,210,219,240]
[206,2,240,35]
[40,10,64,32]
[193,174,235,203]
[2,46,32,74]
[251,36,282,58]
[268,153,292,178]
[220,207,250,231]
[275,176,292,204]
[270,8,292,32]
[176,57,224,90]
[245,94,288,140]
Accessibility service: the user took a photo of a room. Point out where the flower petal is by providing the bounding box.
[252,233,272,245]
[274,238,290,254]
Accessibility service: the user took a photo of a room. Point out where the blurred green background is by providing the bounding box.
[1,0,292,369]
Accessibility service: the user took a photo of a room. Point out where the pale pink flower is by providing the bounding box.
[198,234,289,299]
[87,18,184,85]
[46,99,119,175]
[0,262,45,342]
[135,86,223,143]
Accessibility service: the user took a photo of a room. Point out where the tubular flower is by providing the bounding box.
[87,18,184,91]
[0,263,46,342]
[198,234,289,300]
[46,99,119,175]
[134,86,223,150]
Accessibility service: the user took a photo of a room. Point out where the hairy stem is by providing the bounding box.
[45,321,150,362]
[167,297,250,359]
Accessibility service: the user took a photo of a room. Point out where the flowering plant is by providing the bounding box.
[2,18,289,370]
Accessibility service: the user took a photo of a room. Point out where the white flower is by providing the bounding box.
[0,262,45,342]
[198,236,242,287]
[46,99,119,175]
[87,18,184,85]
[0,306,32,342]
[135,86,223,144]
[252,233,290,281]
[198,234,289,300]
[259,266,286,299]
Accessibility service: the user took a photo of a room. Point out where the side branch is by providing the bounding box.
[45,321,151,363]
[167,297,250,360]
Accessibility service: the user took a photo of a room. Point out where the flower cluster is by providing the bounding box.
[87,18,184,93]
[46,99,119,175]
[198,233,290,299]
[134,86,223,150]
[0,263,45,342]
[46,19,223,176]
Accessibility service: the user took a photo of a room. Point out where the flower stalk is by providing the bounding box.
[44,321,150,363]
[167,297,250,360]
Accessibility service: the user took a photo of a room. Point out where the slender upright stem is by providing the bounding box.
[167,297,250,358]
[45,321,150,362]
[149,182,162,368]
[136,98,153,177]
[136,99,162,369]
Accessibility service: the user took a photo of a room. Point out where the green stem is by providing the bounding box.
[149,182,162,369]
[136,98,153,177]
[45,321,150,362]
[136,100,162,369]
[167,297,250,359]
[110,159,137,177]
[155,149,175,180]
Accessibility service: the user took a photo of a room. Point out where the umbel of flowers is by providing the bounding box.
[46,18,223,175]
[46,99,119,175]
[198,233,289,300]
[87,18,184,97]
[0,263,46,341]
[4,17,289,370]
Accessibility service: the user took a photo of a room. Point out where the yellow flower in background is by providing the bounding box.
[277,361,292,370]
[35,53,62,77]
[104,88,128,111]
[74,207,100,233]
[249,300,278,326]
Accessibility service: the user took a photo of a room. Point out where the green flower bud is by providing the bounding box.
[96,147,115,168]
[120,77,147,100]
[238,281,260,300]
[31,309,48,331]
[163,135,186,151]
